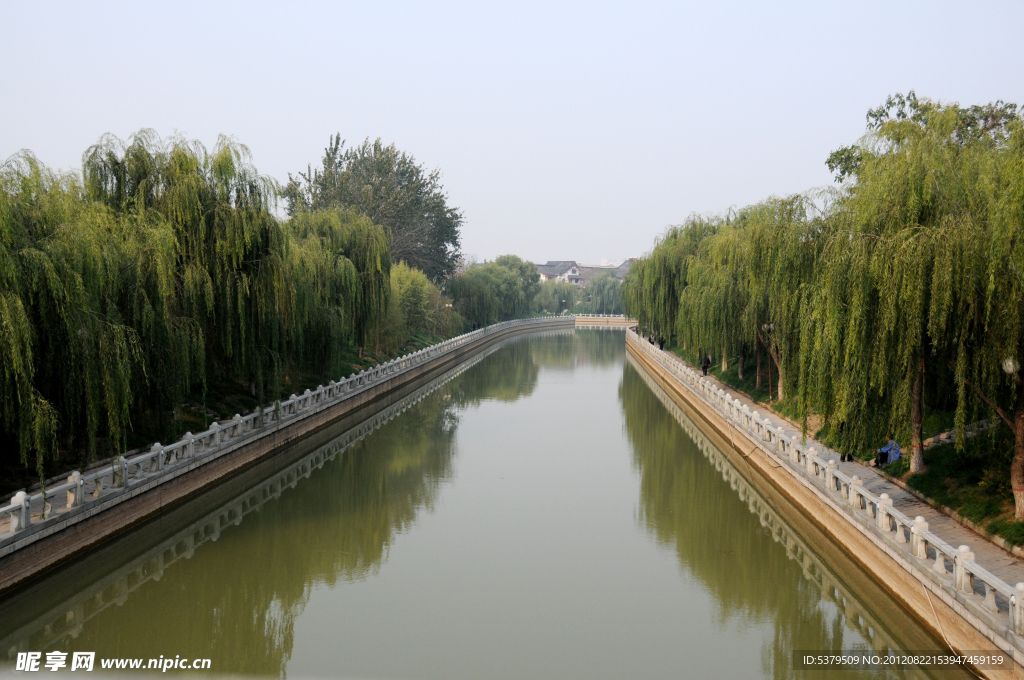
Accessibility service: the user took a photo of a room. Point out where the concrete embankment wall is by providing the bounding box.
[0,317,574,595]
[626,331,1022,680]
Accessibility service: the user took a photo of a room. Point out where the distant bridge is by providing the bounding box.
[574,314,635,327]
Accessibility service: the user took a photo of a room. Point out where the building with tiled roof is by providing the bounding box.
[536,261,581,284]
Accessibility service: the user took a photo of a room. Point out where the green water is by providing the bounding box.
[0,329,967,679]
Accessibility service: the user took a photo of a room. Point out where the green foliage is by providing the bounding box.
[379,262,463,353]
[581,271,622,314]
[446,255,541,327]
[621,216,718,341]
[284,136,462,281]
[533,279,577,315]
[0,130,396,481]
[825,145,863,183]
[626,92,1024,512]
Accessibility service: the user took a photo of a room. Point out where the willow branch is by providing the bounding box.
[962,376,1014,429]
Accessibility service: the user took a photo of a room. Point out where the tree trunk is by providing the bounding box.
[910,359,925,473]
[737,347,745,380]
[776,358,785,401]
[721,345,728,373]
[765,342,784,401]
[1014,378,1024,518]
[1014,409,1024,519]
[755,345,762,390]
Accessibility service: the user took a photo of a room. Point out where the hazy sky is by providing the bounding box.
[2,1,1022,266]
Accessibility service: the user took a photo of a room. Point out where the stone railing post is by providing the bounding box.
[151,443,164,471]
[805,447,817,475]
[877,493,893,530]
[911,517,928,554]
[955,546,975,593]
[849,476,863,509]
[9,491,29,534]
[114,455,128,487]
[1014,584,1024,635]
[67,471,83,508]
[825,460,837,490]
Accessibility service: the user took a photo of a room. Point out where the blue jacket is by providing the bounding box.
[878,439,901,464]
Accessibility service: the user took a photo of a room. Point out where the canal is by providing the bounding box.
[0,329,968,679]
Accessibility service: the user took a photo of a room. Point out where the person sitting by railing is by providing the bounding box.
[874,435,901,467]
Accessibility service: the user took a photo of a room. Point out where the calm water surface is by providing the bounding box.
[0,330,967,679]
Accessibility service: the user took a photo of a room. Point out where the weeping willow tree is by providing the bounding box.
[974,117,1024,516]
[743,196,824,402]
[621,217,717,342]
[921,111,1024,514]
[652,198,819,400]
[626,93,1024,514]
[676,215,749,374]
[446,257,541,327]
[82,131,292,412]
[1,130,394,482]
[1,152,153,474]
[585,270,622,314]
[288,207,390,357]
[802,98,1013,473]
[533,279,577,315]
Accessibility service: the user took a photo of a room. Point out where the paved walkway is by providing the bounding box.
[664,348,1024,589]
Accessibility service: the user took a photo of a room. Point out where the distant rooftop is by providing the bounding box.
[536,261,578,277]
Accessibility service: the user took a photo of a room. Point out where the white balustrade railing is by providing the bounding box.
[0,316,570,553]
[626,327,1024,651]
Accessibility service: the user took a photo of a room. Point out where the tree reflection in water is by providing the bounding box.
[0,331,962,680]
[1,330,624,676]
[619,357,967,680]
[38,376,461,674]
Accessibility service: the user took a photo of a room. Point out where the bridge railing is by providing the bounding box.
[0,316,571,551]
[626,327,1024,653]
